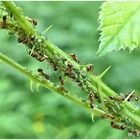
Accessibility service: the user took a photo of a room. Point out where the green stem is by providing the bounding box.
[1,1,140,130]
[2,1,35,35]
[0,52,105,116]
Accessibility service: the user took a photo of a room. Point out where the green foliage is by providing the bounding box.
[97,2,140,56]
[0,1,140,139]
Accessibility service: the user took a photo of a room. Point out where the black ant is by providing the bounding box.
[88,92,94,109]
[70,53,80,63]
[111,122,126,130]
[1,15,7,29]
[37,68,49,80]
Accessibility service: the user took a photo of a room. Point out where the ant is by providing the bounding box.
[109,95,125,101]
[128,129,140,136]
[28,48,48,62]
[111,122,126,130]
[32,19,37,26]
[37,68,49,80]
[37,55,48,62]
[88,92,94,109]
[86,64,93,72]
[27,17,37,26]
[100,114,115,120]
[65,62,76,79]
[18,36,28,44]
[1,15,7,29]
[29,50,38,58]
[70,53,80,63]
[58,76,64,90]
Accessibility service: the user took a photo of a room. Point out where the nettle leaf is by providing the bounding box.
[97,2,140,56]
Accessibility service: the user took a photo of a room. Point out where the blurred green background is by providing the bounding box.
[0,1,140,138]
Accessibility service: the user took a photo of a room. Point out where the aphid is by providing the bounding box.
[70,53,80,63]
[1,15,7,29]
[58,76,64,90]
[86,64,93,72]
[37,68,49,80]
[111,122,126,130]
[100,114,115,120]
[88,92,94,109]
[134,96,138,101]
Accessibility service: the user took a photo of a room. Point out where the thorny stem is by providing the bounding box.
[0,52,105,116]
[1,1,140,132]
[2,1,35,35]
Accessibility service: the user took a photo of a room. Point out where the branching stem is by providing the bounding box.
[1,1,140,131]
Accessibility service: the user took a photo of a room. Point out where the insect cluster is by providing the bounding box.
[1,8,140,137]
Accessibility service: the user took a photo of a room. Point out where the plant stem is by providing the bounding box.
[2,1,35,35]
[0,52,105,116]
[1,1,140,130]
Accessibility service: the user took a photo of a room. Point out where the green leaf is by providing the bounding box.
[97,2,140,56]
